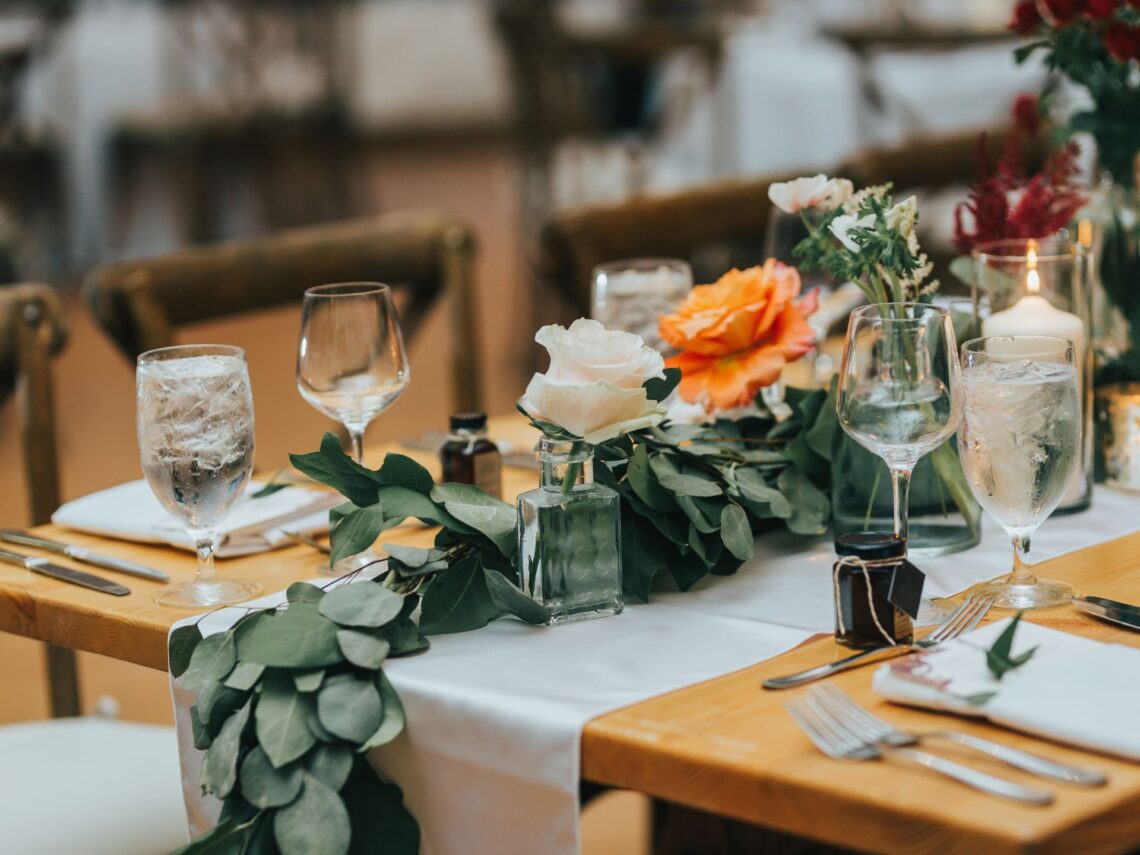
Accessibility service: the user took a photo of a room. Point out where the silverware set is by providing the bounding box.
[763,594,995,690]
[0,529,172,596]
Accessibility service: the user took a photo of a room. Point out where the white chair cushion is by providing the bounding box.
[0,719,187,855]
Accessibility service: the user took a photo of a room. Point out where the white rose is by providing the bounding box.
[768,175,851,214]
[521,318,666,443]
[829,212,874,253]
[885,195,918,238]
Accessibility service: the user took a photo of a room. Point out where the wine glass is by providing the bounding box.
[958,335,1081,609]
[297,283,409,572]
[591,258,691,353]
[137,344,261,608]
[836,303,962,624]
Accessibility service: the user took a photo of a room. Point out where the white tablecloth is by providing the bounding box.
[172,487,1140,854]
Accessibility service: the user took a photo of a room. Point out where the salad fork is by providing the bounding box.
[763,593,993,689]
[785,692,1054,805]
[812,684,1107,787]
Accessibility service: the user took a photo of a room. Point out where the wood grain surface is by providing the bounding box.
[3,414,1139,853]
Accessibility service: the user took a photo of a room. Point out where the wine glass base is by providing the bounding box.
[914,596,958,627]
[966,578,1075,611]
[154,578,262,609]
[317,550,387,578]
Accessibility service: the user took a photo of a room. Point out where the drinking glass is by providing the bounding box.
[958,335,1081,609]
[137,344,260,608]
[836,303,962,623]
[591,258,691,352]
[297,283,409,572]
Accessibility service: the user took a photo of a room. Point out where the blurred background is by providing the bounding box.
[0,0,1050,847]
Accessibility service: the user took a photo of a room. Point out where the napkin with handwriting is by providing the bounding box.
[873,618,1140,761]
[52,480,341,557]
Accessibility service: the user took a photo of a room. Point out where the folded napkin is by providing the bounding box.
[52,480,342,557]
[873,618,1140,761]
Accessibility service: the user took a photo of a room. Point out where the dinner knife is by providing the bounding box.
[0,547,130,596]
[1073,595,1140,632]
[0,529,169,582]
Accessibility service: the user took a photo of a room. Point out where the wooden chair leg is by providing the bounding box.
[45,645,81,718]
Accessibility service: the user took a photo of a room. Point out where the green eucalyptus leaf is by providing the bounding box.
[733,468,792,517]
[620,512,668,602]
[337,629,392,669]
[626,446,677,512]
[239,746,303,809]
[169,623,203,679]
[289,433,382,508]
[319,582,404,628]
[382,616,431,656]
[375,485,472,533]
[484,566,550,625]
[181,632,237,691]
[293,669,325,693]
[317,674,384,743]
[305,743,354,791]
[223,661,265,692]
[330,505,389,566]
[429,483,517,556]
[676,494,719,533]
[777,466,829,535]
[377,453,435,495]
[419,553,499,635]
[256,673,317,768]
[659,472,723,498]
[286,582,326,604]
[197,680,246,729]
[237,603,342,669]
[190,705,212,751]
[343,761,420,855]
[643,367,682,402]
[201,698,252,799]
[273,774,351,855]
[360,672,406,751]
[385,544,450,576]
[720,503,754,561]
[301,696,336,743]
[168,813,264,855]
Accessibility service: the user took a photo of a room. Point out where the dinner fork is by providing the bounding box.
[762,594,994,689]
[785,692,1054,805]
[812,684,1107,787]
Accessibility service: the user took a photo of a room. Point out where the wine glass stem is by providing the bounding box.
[889,466,912,544]
[1009,530,1036,586]
[348,428,366,464]
[190,529,219,585]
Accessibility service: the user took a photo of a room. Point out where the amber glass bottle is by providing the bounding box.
[440,411,502,498]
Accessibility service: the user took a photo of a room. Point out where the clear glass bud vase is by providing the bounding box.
[516,439,623,625]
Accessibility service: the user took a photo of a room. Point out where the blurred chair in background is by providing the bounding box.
[0,282,187,854]
[85,210,483,412]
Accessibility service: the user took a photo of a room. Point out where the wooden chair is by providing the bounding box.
[539,171,799,318]
[84,210,483,411]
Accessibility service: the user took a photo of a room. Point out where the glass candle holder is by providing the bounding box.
[972,238,1093,513]
[1097,382,1140,492]
[516,439,623,625]
[591,258,692,352]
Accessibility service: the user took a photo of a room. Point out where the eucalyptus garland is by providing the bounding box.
[171,379,835,854]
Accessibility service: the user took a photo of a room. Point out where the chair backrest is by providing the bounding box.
[0,282,78,718]
[539,172,799,317]
[84,210,482,411]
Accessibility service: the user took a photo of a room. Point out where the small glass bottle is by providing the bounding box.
[516,439,623,625]
[440,411,502,498]
[834,532,914,649]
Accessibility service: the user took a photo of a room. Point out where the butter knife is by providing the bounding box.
[0,547,130,596]
[0,529,169,582]
[1073,596,1140,632]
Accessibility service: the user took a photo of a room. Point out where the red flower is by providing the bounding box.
[1085,0,1118,19]
[1009,0,1042,33]
[1012,93,1041,135]
[1104,23,1140,60]
[1039,0,1082,24]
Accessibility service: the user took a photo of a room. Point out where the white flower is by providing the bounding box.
[768,175,841,214]
[520,318,666,444]
[821,178,853,210]
[885,195,918,238]
[829,212,874,253]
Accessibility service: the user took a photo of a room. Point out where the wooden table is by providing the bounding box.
[2,415,1140,853]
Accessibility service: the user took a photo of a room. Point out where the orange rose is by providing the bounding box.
[659,260,818,412]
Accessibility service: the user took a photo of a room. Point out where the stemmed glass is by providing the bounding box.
[836,303,962,623]
[297,283,409,571]
[958,336,1081,609]
[137,344,261,608]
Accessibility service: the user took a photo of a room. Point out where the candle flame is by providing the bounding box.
[1026,242,1039,294]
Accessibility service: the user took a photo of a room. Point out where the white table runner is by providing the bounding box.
[171,487,1140,854]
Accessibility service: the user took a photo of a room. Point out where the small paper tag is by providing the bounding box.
[888,561,925,620]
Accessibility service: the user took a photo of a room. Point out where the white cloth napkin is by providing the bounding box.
[53,480,341,557]
[170,486,1140,854]
[873,618,1140,761]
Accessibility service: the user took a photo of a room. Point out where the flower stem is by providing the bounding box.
[561,461,580,496]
